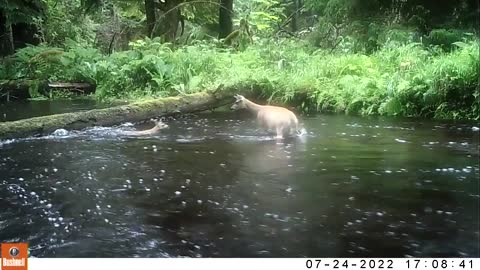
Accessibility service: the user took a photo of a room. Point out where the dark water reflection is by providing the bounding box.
[0,100,112,122]
[0,110,479,258]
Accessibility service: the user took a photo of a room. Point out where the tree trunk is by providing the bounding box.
[144,0,156,37]
[219,0,233,38]
[0,88,240,139]
[0,9,14,56]
[290,0,299,32]
[147,0,182,41]
[157,0,182,41]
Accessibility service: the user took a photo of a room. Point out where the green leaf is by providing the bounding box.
[452,41,468,48]
[59,57,71,66]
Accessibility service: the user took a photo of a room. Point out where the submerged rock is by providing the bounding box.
[52,129,69,136]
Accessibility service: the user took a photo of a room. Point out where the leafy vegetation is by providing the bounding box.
[1,0,479,120]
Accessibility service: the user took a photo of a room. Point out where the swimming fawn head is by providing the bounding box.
[152,119,169,130]
[122,119,168,136]
[231,94,299,139]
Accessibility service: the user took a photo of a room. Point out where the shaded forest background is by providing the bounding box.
[1,0,478,53]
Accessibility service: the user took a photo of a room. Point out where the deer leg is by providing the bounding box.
[275,127,284,140]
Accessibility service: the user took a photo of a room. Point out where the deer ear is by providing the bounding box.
[234,94,244,100]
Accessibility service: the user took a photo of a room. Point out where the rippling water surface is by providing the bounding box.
[0,105,479,257]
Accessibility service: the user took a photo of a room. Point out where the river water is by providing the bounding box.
[0,102,479,258]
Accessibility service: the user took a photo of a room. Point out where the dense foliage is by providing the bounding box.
[1,0,479,120]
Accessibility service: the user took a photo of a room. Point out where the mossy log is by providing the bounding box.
[0,87,241,139]
[47,82,95,93]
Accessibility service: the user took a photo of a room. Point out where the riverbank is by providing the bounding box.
[1,38,478,120]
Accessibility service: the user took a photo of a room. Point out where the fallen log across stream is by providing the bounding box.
[0,86,243,139]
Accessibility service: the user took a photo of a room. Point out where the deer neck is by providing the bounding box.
[244,99,263,114]
[149,126,160,133]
